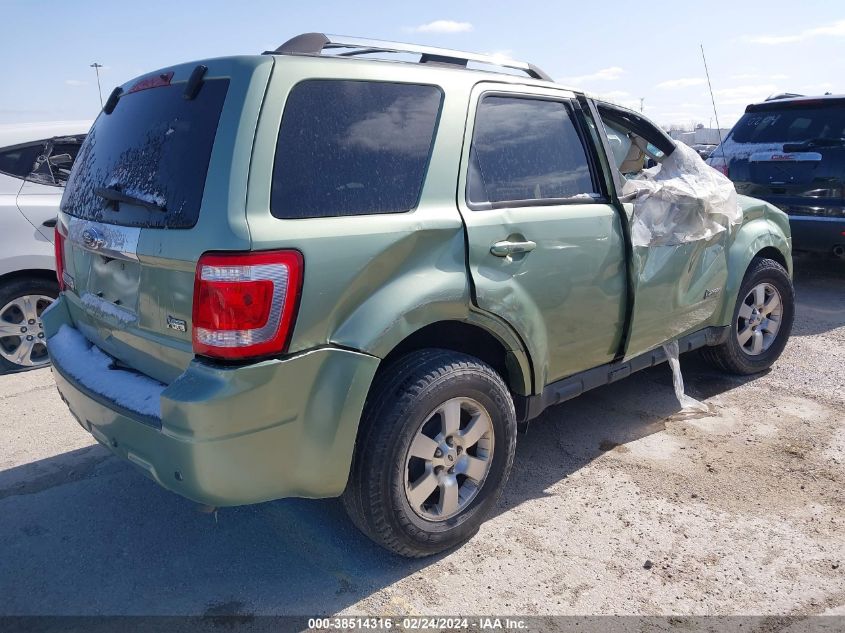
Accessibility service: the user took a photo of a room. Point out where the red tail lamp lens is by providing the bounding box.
[192,250,303,360]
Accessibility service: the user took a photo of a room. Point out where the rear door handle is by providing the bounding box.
[42,217,57,228]
[490,239,537,257]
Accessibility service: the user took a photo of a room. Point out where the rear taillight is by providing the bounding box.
[192,250,303,360]
[54,227,66,291]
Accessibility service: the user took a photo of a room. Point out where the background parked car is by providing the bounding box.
[692,143,717,160]
[708,95,845,258]
[0,122,89,372]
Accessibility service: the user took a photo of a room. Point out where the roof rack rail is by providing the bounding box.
[265,32,553,82]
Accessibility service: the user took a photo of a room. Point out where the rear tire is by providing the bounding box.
[0,277,58,373]
[342,349,517,558]
[700,257,794,375]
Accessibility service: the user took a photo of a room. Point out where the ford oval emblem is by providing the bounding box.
[82,227,104,250]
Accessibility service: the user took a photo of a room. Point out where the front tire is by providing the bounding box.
[342,349,517,557]
[701,257,794,375]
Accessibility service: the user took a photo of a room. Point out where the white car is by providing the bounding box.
[0,121,90,372]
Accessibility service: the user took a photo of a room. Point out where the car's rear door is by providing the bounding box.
[17,134,85,242]
[16,137,85,241]
[0,143,56,266]
[457,83,628,389]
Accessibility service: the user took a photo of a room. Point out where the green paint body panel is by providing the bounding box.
[455,83,627,388]
[717,195,793,323]
[47,51,792,506]
[44,297,379,505]
[624,195,792,359]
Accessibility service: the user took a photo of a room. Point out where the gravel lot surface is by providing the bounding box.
[1,257,843,618]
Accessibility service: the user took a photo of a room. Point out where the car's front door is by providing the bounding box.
[457,84,628,390]
[594,102,730,359]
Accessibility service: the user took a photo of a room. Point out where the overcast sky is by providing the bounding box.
[1,0,842,130]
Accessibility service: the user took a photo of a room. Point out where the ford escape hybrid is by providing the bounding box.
[46,33,794,557]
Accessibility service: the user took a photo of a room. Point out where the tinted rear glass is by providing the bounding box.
[467,96,597,206]
[61,79,229,228]
[271,80,442,219]
[731,104,845,144]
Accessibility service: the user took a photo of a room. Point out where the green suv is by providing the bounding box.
[45,33,794,557]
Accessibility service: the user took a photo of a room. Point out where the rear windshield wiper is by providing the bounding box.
[783,136,845,151]
[94,186,167,213]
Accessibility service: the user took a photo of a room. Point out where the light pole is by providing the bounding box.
[90,63,104,108]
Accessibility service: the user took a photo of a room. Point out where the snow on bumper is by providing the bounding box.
[43,295,380,506]
[49,324,165,420]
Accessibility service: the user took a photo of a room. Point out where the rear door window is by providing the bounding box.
[466,95,598,207]
[271,80,443,219]
[61,79,229,228]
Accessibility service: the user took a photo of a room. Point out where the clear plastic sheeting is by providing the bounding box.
[662,340,708,413]
[622,141,743,248]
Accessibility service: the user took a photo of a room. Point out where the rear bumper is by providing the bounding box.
[786,215,845,253]
[43,295,379,507]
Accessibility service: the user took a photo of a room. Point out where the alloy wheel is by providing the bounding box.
[404,397,495,521]
[736,282,783,356]
[0,294,53,368]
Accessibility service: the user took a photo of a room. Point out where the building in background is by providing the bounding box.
[667,123,732,147]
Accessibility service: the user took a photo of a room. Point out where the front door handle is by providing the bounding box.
[42,217,58,228]
[490,239,537,257]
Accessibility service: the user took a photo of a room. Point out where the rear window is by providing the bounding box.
[731,104,845,144]
[271,80,442,219]
[61,79,229,228]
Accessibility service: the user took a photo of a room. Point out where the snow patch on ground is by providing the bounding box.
[47,325,164,419]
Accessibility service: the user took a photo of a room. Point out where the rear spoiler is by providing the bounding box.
[747,97,845,113]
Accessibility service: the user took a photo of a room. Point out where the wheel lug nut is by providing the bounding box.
[445,437,454,447]
[456,446,463,454]
[28,319,35,325]
[448,467,455,474]
[435,466,444,475]
[26,335,33,341]
[20,327,27,333]
[434,448,442,458]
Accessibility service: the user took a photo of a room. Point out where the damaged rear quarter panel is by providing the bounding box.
[243,58,479,363]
